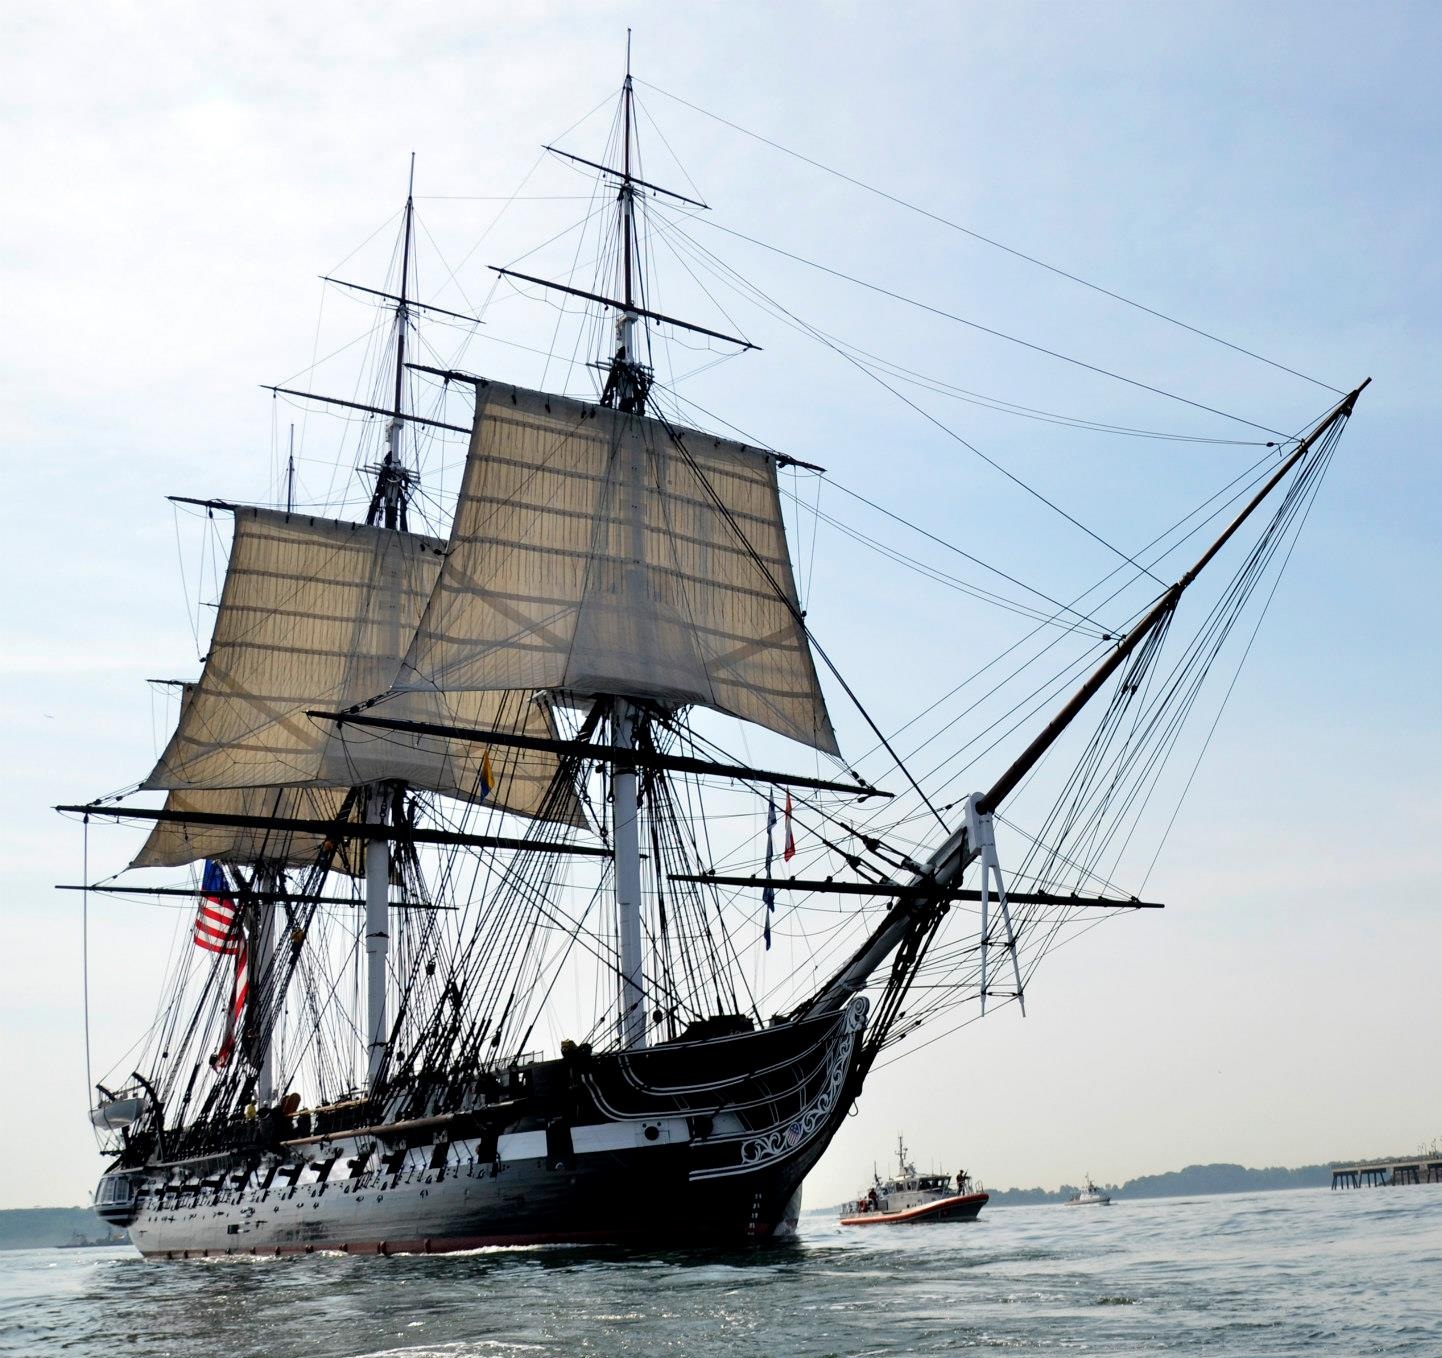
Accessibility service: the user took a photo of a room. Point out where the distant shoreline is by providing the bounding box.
[0,1207,111,1251]
[983,1161,1333,1206]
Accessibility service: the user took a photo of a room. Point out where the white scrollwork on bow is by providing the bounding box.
[736,997,869,1170]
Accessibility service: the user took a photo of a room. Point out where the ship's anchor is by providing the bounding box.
[965,795,1026,1017]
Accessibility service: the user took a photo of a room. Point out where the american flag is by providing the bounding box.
[193,860,242,954]
[194,861,247,1070]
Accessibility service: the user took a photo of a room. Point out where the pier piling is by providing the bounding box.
[1331,1157,1442,1189]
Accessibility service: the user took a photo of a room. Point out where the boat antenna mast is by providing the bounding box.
[897,1133,913,1179]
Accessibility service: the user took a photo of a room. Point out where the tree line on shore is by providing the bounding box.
[984,1161,1332,1205]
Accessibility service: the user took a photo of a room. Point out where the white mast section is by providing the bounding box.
[364,786,390,1084]
[611,301,648,1049]
[254,885,277,1105]
[613,698,647,1050]
[268,914,285,1104]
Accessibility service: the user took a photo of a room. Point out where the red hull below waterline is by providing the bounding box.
[840,1191,988,1226]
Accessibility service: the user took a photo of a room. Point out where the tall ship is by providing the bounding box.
[62,55,1366,1257]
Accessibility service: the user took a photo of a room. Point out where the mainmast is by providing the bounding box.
[608,37,649,1050]
[603,37,650,416]
[621,39,634,320]
[437,39,754,1050]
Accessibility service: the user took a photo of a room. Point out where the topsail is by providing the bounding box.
[144,507,572,822]
[395,382,839,755]
[129,785,356,871]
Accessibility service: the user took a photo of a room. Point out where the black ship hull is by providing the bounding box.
[121,1141,814,1257]
[97,998,868,1257]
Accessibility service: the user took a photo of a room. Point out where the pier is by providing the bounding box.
[1331,1156,1442,1189]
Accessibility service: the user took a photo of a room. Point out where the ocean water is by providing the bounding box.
[1,1186,1437,1357]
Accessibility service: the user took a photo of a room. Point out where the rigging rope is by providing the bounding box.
[676,213,1294,441]
[644,210,1171,586]
[868,418,1347,1053]
[634,80,1344,396]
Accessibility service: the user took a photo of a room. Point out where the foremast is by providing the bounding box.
[250,862,281,1105]
[369,153,416,534]
[362,157,418,1086]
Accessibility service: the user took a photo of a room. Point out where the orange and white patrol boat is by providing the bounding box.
[840,1136,988,1226]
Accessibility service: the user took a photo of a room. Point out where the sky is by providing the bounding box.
[2,1,1440,1212]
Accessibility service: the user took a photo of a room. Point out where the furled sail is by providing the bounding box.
[144,508,573,822]
[129,786,359,872]
[395,381,839,755]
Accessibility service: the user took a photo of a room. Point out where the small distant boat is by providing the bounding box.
[840,1135,988,1225]
[56,1228,129,1249]
[1065,1176,1112,1206]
